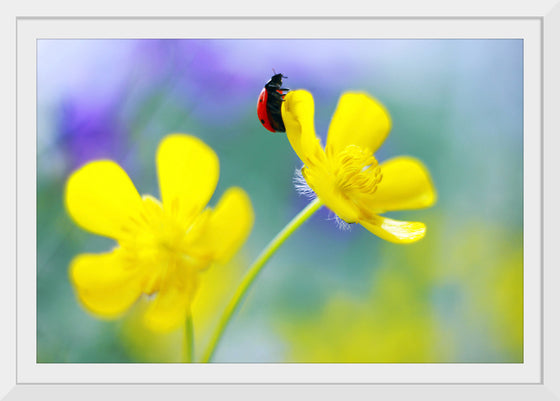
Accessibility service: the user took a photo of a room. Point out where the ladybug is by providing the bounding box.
[257,72,289,132]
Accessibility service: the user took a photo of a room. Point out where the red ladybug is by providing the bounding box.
[257,73,289,132]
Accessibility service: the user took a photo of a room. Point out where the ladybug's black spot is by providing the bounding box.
[260,119,265,124]
[259,99,263,102]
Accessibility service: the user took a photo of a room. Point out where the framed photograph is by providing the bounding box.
[5,1,559,399]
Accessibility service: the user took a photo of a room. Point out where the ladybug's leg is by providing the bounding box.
[269,92,284,102]
[268,103,281,113]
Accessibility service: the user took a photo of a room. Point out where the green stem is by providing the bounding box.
[201,197,323,363]
[183,309,194,363]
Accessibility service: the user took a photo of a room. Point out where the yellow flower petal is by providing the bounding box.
[156,134,219,226]
[367,156,436,213]
[360,215,426,244]
[143,280,197,332]
[281,90,326,167]
[70,250,142,318]
[187,187,254,263]
[65,160,143,239]
[302,166,360,223]
[325,92,391,158]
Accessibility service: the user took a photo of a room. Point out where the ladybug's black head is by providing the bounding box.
[265,73,287,90]
[270,73,285,83]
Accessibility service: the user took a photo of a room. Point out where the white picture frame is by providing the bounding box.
[4,0,559,399]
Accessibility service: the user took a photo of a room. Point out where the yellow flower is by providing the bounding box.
[282,90,436,243]
[65,134,254,332]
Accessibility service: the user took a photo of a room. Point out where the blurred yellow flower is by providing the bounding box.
[279,287,442,363]
[282,90,436,243]
[65,134,254,332]
[120,257,247,362]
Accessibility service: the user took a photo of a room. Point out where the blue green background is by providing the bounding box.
[37,39,523,363]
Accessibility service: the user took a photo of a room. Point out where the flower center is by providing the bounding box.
[128,196,187,254]
[118,196,204,293]
[334,145,383,196]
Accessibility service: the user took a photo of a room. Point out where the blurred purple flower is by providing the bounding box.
[132,40,256,123]
[58,96,127,169]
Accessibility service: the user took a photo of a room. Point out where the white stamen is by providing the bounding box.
[293,167,317,199]
[326,210,353,231]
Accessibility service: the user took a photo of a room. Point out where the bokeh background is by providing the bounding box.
[37,39,523,363]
